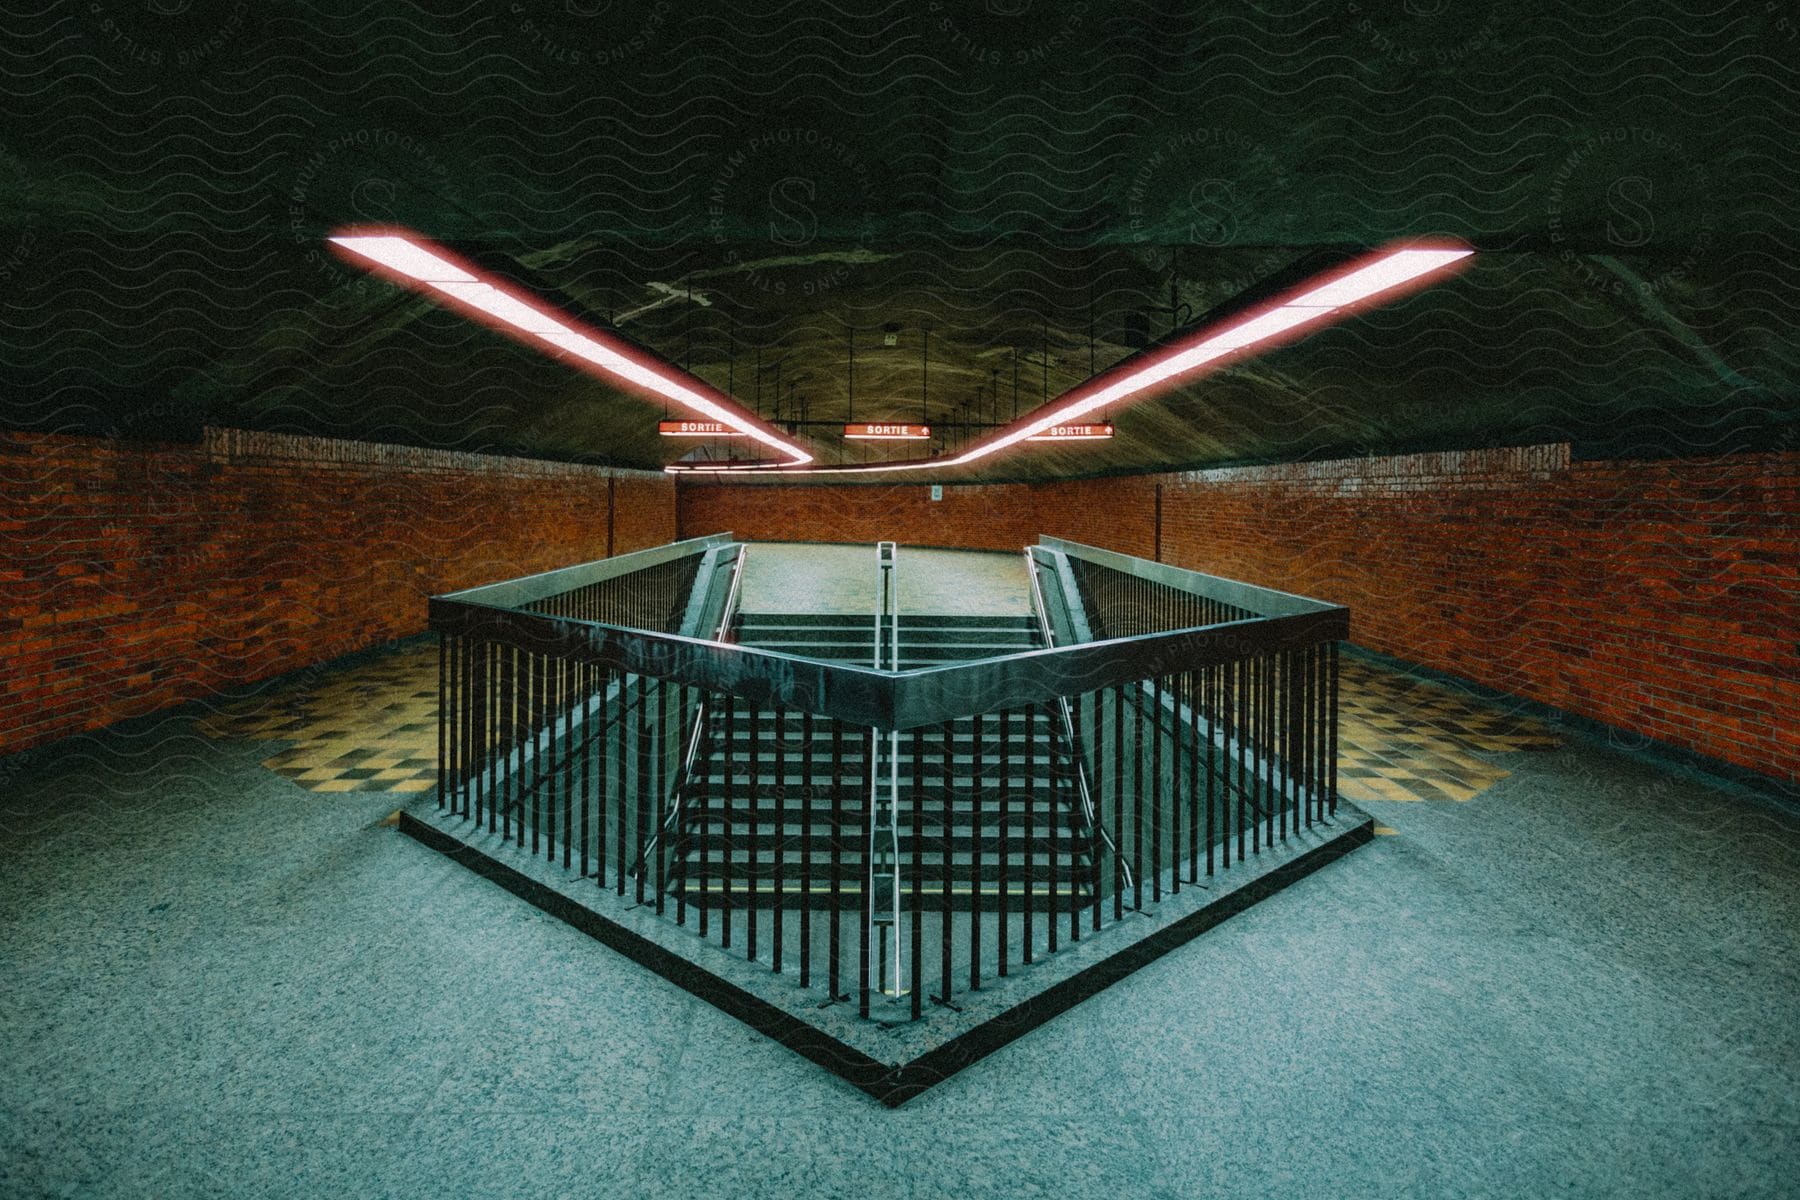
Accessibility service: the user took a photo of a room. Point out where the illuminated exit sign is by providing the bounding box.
[1026,423,1114,441]
[659,420,742,437]
[844,423,931,440]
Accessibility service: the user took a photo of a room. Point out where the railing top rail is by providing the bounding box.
[437,533,733,610]
[432,593,1346,732]
[1035,537,1344,620]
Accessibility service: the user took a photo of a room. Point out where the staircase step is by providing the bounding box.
[667,884,1092,911]
[680,827,1089,849]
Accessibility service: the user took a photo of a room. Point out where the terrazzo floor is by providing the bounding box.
[3,649,1797,1197]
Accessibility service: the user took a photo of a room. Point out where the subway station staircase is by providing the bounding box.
[666,611,1099,910]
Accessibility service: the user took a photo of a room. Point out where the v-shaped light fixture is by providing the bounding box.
[329,228,1469,476]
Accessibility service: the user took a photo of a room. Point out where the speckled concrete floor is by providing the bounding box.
[2,652,1797,1198]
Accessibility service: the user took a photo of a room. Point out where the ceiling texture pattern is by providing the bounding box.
[0,0,1794,481]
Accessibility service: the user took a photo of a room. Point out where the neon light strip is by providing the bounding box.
[327,230,812,466]
[667,241,1471,475]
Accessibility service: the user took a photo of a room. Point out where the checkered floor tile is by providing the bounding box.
[1336,658,1558,804]
[199,643,1558,803]
[196,644,440,795]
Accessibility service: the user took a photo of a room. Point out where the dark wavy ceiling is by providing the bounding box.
[0,0,1794,481]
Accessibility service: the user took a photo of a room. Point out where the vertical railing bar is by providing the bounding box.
[1023,711,1035,965]
[515,648,527,849]
[747,703,760,965]
[534,650,545,854]
[1317,647,1332,827]
[1221,658,1232,870]
[615,671,629,895]
[1132,679,1144,912]
[1170,671,1181,897]
[1187,667,1200,884]
[858,721,873,1017]
[998,708,1011,978]
[501,646,514,844]
[1328,641,1340,817]
[910,726,924,1021]
[561,659,574,869]
[1283,650,1294,840]
[1272,650,1282,843]
[1151,675,1163,904]
[654,677,668,913]
[940,720,953,1005]
[831,718,844,1001]
[1236,656,1247,864]
[1267,653,1277,845]
[801,710,814,988]
[1206,660,1216,877]
[1112,685,1124,921]
[696,687,710,935]
[477,643,489,833]
[1085,690,1100,934]
[457,635,468,818]
[601,665,615,881]
[1316,642,1327,826]
[1249,656,1260,857]
[436,635,446,811]
[1058,705,1072,949]
[773,705,785,974]
[581,659,591,879]
[721,692,734,950]
[634,673,648,903]
[446,634,459,817]
[1045,707,1058,956]
[969,709,983,993]
[535,653,547,857]
[470,641,480,829]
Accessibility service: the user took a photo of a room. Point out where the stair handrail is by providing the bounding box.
[868,541,904,997]
[633,544,748,879]
[1024,550,1133,895]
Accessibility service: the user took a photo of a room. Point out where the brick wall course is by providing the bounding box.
[678,445,1800,787]
[0,429,675,754]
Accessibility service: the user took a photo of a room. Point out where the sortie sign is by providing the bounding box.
[658,420,741,437]
[844,423,931,440]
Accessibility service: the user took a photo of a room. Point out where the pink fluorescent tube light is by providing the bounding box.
[665,240,1472,475]
[326,229,812,466]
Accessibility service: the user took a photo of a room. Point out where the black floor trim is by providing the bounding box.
[401,803,1371,1106]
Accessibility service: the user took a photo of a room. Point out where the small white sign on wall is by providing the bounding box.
[930,484,943,502]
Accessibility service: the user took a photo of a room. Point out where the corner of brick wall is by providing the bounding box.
[0,429,676,755]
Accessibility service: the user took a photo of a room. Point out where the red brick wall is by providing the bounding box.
[0,428,675,755]
[677,477,1158,556]
[679,445,1800,787]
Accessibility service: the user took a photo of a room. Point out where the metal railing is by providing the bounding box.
[1023,549,1132,896]
[432,534,1345,1021]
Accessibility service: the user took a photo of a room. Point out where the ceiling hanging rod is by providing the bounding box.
[661,240,1473,475]
[921,327,930,424]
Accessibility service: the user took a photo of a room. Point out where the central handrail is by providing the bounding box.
[1024,550,1133,895]
[868,541,903,998]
